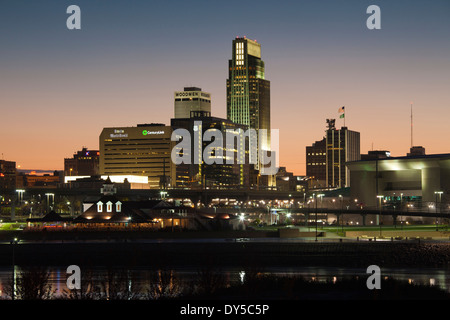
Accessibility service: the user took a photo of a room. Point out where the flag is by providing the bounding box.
[338,106,345,113]
[340,113,345,119]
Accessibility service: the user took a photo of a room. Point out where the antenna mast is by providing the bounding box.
[410,101,413,148]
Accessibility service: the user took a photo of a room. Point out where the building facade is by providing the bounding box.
[361,150,391,160]
[307,120,360,189]
[306,138,327,188]
[99,124,176,189]
[0,160,16,190]
[64,147,100,177]
[16,171,62,188]
[325,120,360,188]
[174,87,211,119]
[171,111,252,189]
[226,37,271,162]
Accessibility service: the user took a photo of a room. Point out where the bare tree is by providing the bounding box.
[145,268,182,300]
[61,268,97,300]
[194,264,226,296]
[4,267,54,300]
[94,268,141,300]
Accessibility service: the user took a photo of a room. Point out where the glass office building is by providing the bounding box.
[227,37,271,165]
[171,111,251,189]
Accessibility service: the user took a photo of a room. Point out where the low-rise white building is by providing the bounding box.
[347,153,450,208]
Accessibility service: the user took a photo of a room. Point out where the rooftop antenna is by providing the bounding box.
[326,119,336,130]
[410,101,413,148]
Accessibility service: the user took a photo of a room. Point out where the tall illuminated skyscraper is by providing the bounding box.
[227,37,271,166]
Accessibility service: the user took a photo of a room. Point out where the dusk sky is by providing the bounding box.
[1,0,449,175]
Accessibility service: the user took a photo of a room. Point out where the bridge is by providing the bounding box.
[0,186,305,203]
[1,187,449,223]
[199,206,450,227]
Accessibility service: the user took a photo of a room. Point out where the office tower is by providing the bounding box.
[226,37,271,163]
[171,111,251,188]
[306,138,327,188]
[64,147,100,177]
[99,124,176,189]
[325,119,360,188]
[174,87,211,119]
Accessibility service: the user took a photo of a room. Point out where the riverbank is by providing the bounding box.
[0,228,278,242]
[1,238,450,269]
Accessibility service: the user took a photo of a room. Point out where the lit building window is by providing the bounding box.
[106,201,113,213]
[97,201,103,212]
[116,201,122,212]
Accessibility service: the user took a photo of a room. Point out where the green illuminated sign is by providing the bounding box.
[142,130,148,135]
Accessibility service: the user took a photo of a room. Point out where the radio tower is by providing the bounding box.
[410,101,413,148]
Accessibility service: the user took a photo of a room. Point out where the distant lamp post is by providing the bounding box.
[10,237,18,300]
[318,193,325,225]
[377,195,384,237]
[400,193,404,227]
[339,195,344,234]
[314,193,318,242]
[15,189,25,207]
[435,191,443,231]
[45,193,55,213]
[400,193,403,209]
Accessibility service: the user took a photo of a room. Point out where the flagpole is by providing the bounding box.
[338,106,345,127]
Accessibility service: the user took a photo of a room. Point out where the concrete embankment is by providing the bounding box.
[345,230,450,239]
[1,239,450,269]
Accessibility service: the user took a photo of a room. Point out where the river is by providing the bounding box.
[0,265,448,299]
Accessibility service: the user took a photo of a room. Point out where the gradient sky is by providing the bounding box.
[1,0,449,175]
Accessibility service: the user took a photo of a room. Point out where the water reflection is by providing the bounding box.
[0,266,448,299]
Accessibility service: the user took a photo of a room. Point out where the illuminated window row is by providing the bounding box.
[307,152,326,156]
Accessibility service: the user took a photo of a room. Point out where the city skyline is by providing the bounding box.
[1,0,449,175]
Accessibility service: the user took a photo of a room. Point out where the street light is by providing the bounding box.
[15,189,25,204]
[45,193,55,213]
[377,195,384,238]
[10,237,18,300]
[314,193,318,242]
[435,191,443,231]
[400,193,404,228]
[338,195,344,234]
